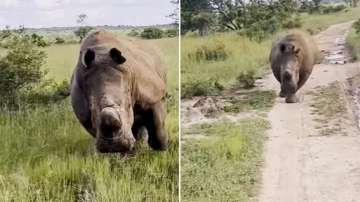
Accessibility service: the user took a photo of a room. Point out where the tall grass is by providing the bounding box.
[300,6,360,34]
[181,33,271,97]
[346,28,360,61]
[0,37,179,201]
[181,119,270,202]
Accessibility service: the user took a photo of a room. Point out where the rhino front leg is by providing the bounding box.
[145,100,168,150]
[285,93,299,103]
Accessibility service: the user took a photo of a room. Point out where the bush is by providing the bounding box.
[74,26,93,42]
[140,28,164,39]
[181,78,223,98]
[282,16,302,29]
[24,79,70,105]
[236,70,256,89]
[321,4,346,14]
[30,33,50,47]
[353,18,360,34]
[164,29,178,38]
[187,41,228,62]
[0,35,47,106]
[54,37,65,44]
[127,29,140,37]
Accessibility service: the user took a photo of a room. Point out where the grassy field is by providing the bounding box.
[181,33,271,97]
[300,6,360,34]
[0,37,179,201]
[182,119,269,202]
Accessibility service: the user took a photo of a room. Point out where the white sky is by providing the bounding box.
[0,0,176,28]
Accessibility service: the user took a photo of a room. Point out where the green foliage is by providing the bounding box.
[236,70,256,89]
[54,37,65,44]
[127,29,140,37]
[0,35,47,106]
[346,27,360,60]
[30,33,50,47]
[321,4,347,14]
[182,119,269,201]
[353,18,360,34]
[164,29,179,38]
[74,26,93,42]
[187,41,228,62]
[0,102,178,201]
[181,78,223,98]
[182,0,298,39]
[282,16,302,29]
[182,32,271,96]
[223,90,276,113]
[23,79,70,105]
[181,0,212,35]
[140,28,164,39]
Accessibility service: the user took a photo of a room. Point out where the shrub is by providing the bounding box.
[187,41,228,62]
[74,26,93,42]
[236,70,256,89]
[127,29,140,37]
[321,4,346,14]
[24,79,70,105]
[282,16,302,29]
[30,33,50,47]
[181,79,223,98]
[54,37,65,44]
[164,29,178,38]
[140,28,164,39]
[353,18,360,34]
[0,35,47,106]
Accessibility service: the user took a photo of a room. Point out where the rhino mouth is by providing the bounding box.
[95,107,135,153]
[96,136,135,153]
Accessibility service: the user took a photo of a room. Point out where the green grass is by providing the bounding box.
[223,90,276,113]
[300,7,360,34]
[181,7,360,98]
[346,27,360,60]
[0,37,179,201]
[181,119,269,202]
[181,33,271,97]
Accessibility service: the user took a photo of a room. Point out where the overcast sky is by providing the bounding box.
[0,0,176,28]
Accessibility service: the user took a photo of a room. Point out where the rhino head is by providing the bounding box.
[71,46,136,153]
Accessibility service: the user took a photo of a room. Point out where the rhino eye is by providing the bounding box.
[82,49,95,68]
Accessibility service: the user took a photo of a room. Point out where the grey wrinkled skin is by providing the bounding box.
[70,29,168,153]
[270,31,318,103]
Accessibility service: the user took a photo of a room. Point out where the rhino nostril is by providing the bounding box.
[100,108,121,138]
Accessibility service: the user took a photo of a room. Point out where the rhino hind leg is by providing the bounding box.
[145,101,168,151]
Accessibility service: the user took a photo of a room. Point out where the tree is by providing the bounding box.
[74,14,93,42]
[0,35,47,106]
[77,14,88,25]
[168,0,179,26]
[181,0,213,35]
[191,12,212,36]
[74,26,93,42]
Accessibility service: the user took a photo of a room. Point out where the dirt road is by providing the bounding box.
[259,21,360,202]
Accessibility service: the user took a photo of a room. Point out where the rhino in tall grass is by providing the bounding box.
[70,30,168,153]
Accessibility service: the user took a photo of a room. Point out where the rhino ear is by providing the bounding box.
[82,49,95,68]
[110,48,126,64]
